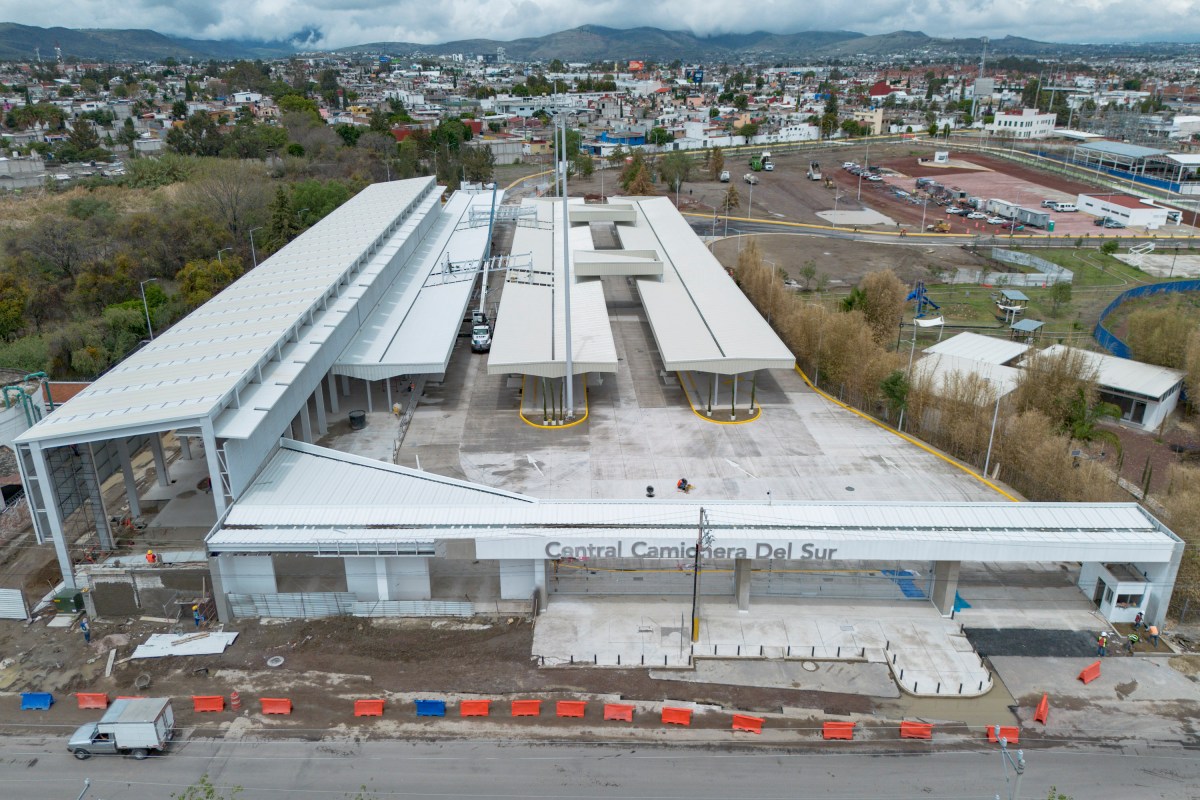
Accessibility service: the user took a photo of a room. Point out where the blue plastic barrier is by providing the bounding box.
[415,699,446,717]
[20,692,53,711]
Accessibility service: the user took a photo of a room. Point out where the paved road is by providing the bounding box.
[2,738,1198,800]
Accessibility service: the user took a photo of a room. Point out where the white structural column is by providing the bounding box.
[314,385,328,435]
[115,438,141,519]
[201,421,228,518]
[208,555,232,623]
[365,379,373,413]
[735,558,751,610]
[297,400,313,443]
[149,433,170,487]
[178,435,192,460]
[30,445,75,589]
[345,557,431,601]
[219,554,277,594]
[327,374,340,414]
[931,560,960,617]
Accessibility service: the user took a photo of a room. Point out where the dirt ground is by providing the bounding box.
[0,607,873,739]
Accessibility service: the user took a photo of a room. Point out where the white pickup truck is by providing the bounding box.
[68,697,175,760]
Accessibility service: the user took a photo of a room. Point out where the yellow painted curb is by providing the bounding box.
[518,373,589,429]
[793,365,1019,502]
[678,371,761,424]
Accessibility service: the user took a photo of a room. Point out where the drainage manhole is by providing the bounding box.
[801,661,819,672]
[266,656,285,668]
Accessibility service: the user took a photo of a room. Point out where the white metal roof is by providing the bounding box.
[628,198,794,374]
[18,178,437,446]
[486,199,619,378]
[1039,345,1185,401]
[333,191,496,380]
[925,332,1030,366]
[912,353,1019,399]
[207,443,1180,563]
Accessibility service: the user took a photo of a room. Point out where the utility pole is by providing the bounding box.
[995,725,1026,800]
[560,113,575,419]
[690,508,713,642]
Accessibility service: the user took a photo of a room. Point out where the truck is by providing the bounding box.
[807,161,822,181]
[749,157,764,171]
[68,697,175,760]
[470,319,492,352]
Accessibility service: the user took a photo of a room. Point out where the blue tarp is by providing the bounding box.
[881,570,928,599]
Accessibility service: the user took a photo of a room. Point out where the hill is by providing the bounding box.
[0,22,295,61]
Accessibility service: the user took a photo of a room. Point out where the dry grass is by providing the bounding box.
[1161,464,1200,613]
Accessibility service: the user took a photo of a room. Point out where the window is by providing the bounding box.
[1116,593,1143,608]
[1104,587,1114,605]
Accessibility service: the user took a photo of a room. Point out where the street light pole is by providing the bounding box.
[690,508,713,643]
[748,181,754,219]
[249,227,262,268]
[139,278,157,339]
[216,247,232,266]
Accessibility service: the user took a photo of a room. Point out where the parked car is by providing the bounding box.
[842,161,856,169]
[1041,199,1058,208]
[947,206,965,215]
[1052,203,1078,212]
[966,211,987,219]
[867,174,883,182]
[1103,219,1126,228]
[763,161,775,171]
[68,698,175,761]
[743,173,759,184]
[986,216,1007,224]
[719,170,730,182]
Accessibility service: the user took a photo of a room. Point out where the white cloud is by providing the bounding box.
[1,0,1197,48]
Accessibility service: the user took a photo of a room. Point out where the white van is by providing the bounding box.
[1052,203,1078,212]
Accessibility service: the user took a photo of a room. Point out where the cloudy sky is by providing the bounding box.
[2,0,1198,47]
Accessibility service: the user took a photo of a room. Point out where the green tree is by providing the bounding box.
[720,183,740,215]
[172,774,243,800]
[646,127,672,146]
[266,186,296,251]
[881,370,909,421]
[1100,239,1120,255]
[277,95,321,123]
[166,111,223,156]
[658,151,692,190]
[171,99,188,120]
[1048,281,1072,316]
[177,255,244,308]
[1065,388,1122,449]
[626,164,655,195]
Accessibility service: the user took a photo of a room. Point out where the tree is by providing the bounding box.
[177,255,244,308]
[172,775,242,800]
[166,111,223,156]
[1048,281,1072,316]
[171,99,188,120]
[709,146,724,181]
[266,186,297,251]
[798,260,818,291]
[720,184,740,215]
[647,127,672,146]
[658,152,692,190]
[1099,239,1119,255]
[857,270,906,346]
[626,164,655,195]
[1065,387,1122,450]
[881,370,910,421]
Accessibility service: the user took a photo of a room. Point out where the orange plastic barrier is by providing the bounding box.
[732,714,763,734]
[603,703,634,722]
[900,721,933,740]
[193,695,225,713]
[556,701,586,718]
[75,693,108,710]
[260,698,292,715]
[511,700,541,717]
[1078,661,1101,684]
[354,699,385,717]
[1034,694,1049,724]
[661,706,693,726]
[460,700,491,717]
[987,726,1020,744]
[823,721,856,740]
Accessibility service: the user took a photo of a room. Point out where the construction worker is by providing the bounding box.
[1125,632,1140,654]
[145,549,157,565]
[1147,624,1160,648]
[1096,632,1108,657]
[1134,611,1144,630]
[192,604,202,628]
[80,617,91,644]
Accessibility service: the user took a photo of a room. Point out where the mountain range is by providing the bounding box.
[0,22,1195,64]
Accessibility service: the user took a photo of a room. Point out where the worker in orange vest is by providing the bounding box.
[1147,624,1160,648]
[145,549,157,565]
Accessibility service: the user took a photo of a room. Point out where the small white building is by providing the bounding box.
[989,108,1057,140]
[1076,193,1170,229]
[1079,562,1152,625]
[1038,345,1185,431]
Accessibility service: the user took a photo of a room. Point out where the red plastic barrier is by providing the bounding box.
[823,721,855,740]
[260,698,292,715]
[1078,661,1101,684]
[603,703,634,722]
[511,700,541,717]
[987,726,1020,744]
[1034,694,1049,725]
[556,701,586,718]
[732,714,763,734]
[75,693,108,710]
[661,706,693,726]
[354,699,385,717]
[460,700,491,717]
[900,721,933,740]
[193,695,225,713]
